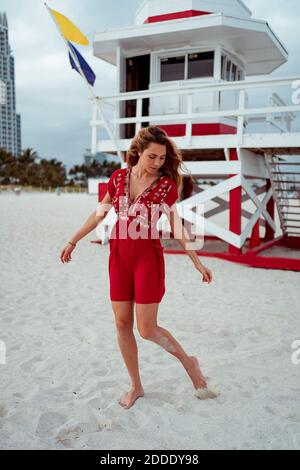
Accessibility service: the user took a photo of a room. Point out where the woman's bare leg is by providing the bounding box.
[111,300,144,409]
[136,303,207,389]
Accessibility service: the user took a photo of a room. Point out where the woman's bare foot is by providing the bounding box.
[187,356,220,399]
[118,387,145,409]
[185,356,208,389]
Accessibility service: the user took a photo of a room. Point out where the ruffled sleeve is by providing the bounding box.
[164,180,179,208]
[107,170,118,198]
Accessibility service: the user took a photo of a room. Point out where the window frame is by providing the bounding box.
[151,46,217,84]
[221,49,245,82]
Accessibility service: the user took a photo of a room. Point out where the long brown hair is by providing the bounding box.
[126,126,191,194]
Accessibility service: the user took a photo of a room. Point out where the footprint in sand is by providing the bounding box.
[145,391,179,406]
[91,363,109,377]
[265,405,276,415]
[21,354,44,373]
[57,438,74,449]
[36,411,67,438]
[87,397,107,411]
[56,422,85,447]
[0,405,8,418]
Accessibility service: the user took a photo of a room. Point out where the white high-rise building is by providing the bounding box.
[0,12,22,156]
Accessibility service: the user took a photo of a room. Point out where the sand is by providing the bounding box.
[0,192,299,450]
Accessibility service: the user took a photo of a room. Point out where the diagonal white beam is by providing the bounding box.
[242,177,275,228]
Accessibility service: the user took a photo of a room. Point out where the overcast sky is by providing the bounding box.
[1,0,299,170]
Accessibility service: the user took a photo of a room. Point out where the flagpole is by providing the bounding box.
[44,2,124,165]
[44,2,96,99]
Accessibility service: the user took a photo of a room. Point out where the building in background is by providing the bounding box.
[0,12,22,156]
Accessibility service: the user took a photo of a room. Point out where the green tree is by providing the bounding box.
[0,148,16,184]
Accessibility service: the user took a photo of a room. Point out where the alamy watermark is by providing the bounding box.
[0,340,6,365]
[291,339,300,365]
[95,199,205,251]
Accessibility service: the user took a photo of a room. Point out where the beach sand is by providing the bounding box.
[0,192,299,450]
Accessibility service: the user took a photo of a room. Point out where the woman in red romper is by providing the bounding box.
[60,126,218,409]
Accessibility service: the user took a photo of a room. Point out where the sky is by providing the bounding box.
[1,0,300,170]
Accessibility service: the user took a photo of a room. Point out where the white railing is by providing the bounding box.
[91,76,300,150]
[267,92,295,132]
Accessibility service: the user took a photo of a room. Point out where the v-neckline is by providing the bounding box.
[127,166,162,205]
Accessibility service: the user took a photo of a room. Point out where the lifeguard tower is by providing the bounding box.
[91,0,300,270]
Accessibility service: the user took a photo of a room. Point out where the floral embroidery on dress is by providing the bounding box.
[110,169,124,213]
[109,167,176,230]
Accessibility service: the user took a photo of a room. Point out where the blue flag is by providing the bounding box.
[68,41,96,87]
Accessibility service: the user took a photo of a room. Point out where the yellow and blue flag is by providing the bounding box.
[48,7,89,45]
[68,41,96,87]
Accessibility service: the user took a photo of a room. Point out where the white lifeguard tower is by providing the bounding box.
[91,0,300,270]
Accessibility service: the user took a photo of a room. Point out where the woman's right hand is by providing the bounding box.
[60,243,76,264]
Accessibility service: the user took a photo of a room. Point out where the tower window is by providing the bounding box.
[226,60,231,81]
[188,51,214,78]
[160,56,185,81]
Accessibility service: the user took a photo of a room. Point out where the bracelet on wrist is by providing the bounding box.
[68,241,76,247]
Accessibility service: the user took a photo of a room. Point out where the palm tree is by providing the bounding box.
[0,148,16,184]
[39,158,66,188]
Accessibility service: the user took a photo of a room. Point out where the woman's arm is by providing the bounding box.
[60,190,114,264]
[166,204,201,266]
[69,191,113,245]
[166,204,212,283]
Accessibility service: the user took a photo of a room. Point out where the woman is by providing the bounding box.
[60,126,218,409]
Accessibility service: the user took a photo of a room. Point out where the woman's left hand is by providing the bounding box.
[195,263,213,284]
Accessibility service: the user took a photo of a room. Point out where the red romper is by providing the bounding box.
[107,166,179,304]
